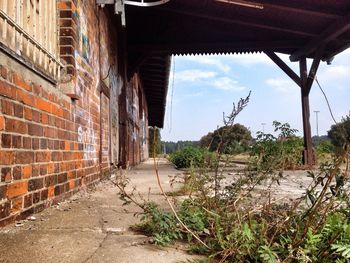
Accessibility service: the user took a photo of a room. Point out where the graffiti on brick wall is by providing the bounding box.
[74,1,90,62]
[140,111,148,160]
[110,73,121,163]
[141,112,146,145]
[77,118,97,160]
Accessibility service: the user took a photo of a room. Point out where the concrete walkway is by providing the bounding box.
[0,159,199,263]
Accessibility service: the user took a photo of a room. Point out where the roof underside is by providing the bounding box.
[124,0,350,127]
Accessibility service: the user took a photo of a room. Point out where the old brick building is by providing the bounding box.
[0,0,169,226]
[2,0,349,227]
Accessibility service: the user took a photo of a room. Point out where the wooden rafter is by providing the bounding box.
[159,7,317,37]
[290,10,350,61]
[322,42,350,62]
[128,53,151,75]
[258,1,341,19]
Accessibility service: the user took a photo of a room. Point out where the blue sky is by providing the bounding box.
[161,50,350,142]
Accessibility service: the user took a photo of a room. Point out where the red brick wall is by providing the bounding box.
[0,62,82,226]
[0,0,150,226]
[124,74,149,166]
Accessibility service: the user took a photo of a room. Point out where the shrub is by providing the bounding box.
[199,123,252,154]
[149,127,162,156]
[117,96,350,262]
[316,139,335,154]
[328,114,350,153]
[250,121,304,171]
[169,146,205,168]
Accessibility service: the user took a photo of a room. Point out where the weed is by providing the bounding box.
[115,94,350,262]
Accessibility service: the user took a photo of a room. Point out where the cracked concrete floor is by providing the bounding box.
[0,159,200,263]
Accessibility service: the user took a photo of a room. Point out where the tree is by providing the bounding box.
[149,127,161,157]
[163,141,200,154]
[328,114,350,152]
[199,123,252,154]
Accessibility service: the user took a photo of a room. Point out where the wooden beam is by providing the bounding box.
[128,53,150,75]
[258,1,341,19]
[160,7,317,37]
[290,11,350,61]
[299,57,314,166]
[305,47,324,93]
[264,51,301,87]
[322,42,350,62]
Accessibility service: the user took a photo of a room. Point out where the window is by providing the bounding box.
[0,0,61,79]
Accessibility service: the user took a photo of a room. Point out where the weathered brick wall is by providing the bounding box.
[125,74,149,166]
[0,56,80,226]
[0,0,138,226]
[0,0,150,226]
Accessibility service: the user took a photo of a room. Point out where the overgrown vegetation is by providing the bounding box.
[170,147,205,169]
[200,123,252,154]
[117,94,350,262]
[169,147,217,169]
[149,127,162,157]
[163,141,200,154]
[250,121,304,171]
[328,115,350,153]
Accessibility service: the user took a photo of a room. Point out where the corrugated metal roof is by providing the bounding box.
[138,55,170,128]
[125,0,350,127]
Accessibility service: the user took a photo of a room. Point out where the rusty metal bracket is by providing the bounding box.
[97,0,170,26]
[97,0,126,26]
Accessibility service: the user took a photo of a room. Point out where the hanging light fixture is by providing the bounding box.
[215,0,264,9]
[124,0,171,7]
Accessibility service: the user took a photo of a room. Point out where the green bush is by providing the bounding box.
[169,146,205,168]
[328,114,350,153]
[316,139,335,154]
[250,121,304,171]
[199,123,252,154]
[117,96,350,262]
[133,202,182,246]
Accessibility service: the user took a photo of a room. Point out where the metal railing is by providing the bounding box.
[0,0,62,80]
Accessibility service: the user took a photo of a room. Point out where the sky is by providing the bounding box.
[161,49,350,142]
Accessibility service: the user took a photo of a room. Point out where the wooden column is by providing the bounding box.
[266,51,322,167]
[299,57,314,166]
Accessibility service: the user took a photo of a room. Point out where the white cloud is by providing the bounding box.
[181,55,231,73]
[184,92,204,98]
[173,69,217,82]
[265,78,297,93]
[212,77,246,91]
[320,65,350,81]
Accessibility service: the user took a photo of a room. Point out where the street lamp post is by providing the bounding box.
[314,110,320,137]
[261,123,266,133]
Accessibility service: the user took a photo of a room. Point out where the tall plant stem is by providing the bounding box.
[152,127,210,249]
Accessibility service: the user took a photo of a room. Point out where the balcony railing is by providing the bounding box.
[0,0,62,80]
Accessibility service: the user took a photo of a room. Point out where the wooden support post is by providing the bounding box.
[299,57,314,166]
[266,51,323,166]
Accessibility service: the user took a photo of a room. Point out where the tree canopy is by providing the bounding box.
[149,127,161,156]
[199,123,252,154]
[328,114,350,152]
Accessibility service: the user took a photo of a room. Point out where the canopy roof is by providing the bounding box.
[124,0,350,127]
